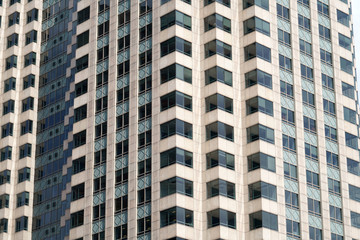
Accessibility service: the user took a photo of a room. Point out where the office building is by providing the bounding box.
[0,0,360,239]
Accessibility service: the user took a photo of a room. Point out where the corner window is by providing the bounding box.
[245,69,272,89]
[78,6,90,24]
[207,179,235,199]
[205,94,233,113]
[77,30,89,48]
[205,66,232,86]
[160,207,193,227]
[160,63,192,84]
[161,91,192,111]
[160,177,193,197]
[161,11,191,31]
[207,209,236,229]
[340,57,353,75]
[206,150,234,170]
[247,152,275,172]
[344,107,356,124]
[249,211,278,231]
[160,119,192,139]
[243,0,268,10]
[247,124,274,144]
[244,17,269,36]
[161,37,192,57]
[248,181,277,201]
[338,33,351,50]
[244,43,271,62]
[204,13,231,33]
[205,40,232,59]
[206,121,234,141]
[4,77,16,92]
[345,132,358,150]
[246,96,273,116]
[160,147,193,168]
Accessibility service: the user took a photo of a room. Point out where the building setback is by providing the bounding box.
[0,0,360,239]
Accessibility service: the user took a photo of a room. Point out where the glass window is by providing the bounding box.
[319,24,331,41]
[207,209,236,229]
[309,226,322,240]
[73,156,86,174]
[340,57,353,75]
[206,150,234,170]
[7,33,18,48]
[5,55,17,70]
[76,55,89,72]
[74,105,87,122]
[205,13,231,33]
[161,10,191,31]
[161,37,192,57]
[286,219,300,238]
[161,177,193,197]
[325,125,337,142]
[306,170,319,188]
[351,211,360,229]
[323,99,336,115]
[247,124,274,144]
[349,184,360,202]
[160,119,192,139]
[0,146,12,162]
[302,90,315,107]
[280,81,293,98]
[4,77,16,93]
[320,49,332,65]
[160,63,192,84]
[26,8,38,23]
[345,132,357,149]
[279,54,292,71]
[317,1,329,16]
[160,207,193,227]
[300,40,312,56]
[160,147,193,168]
[247,152,276,172]
[19,144,31,159]
[344,107,356,124]
[207,179,235,199]
[25,30,37,45]
[71,183,85,201]
[78,6,90,24]
[248,181,277,201]
[330,205,343,223]
[285,190,299,209]
[75,79,88,97]
[8,12,20,27]
[246,96,273,116]
[277,4,289,20]
[161,91,192,111]
[205,40,232,59]
[206,121,234,141]
[77,30,89,48]
[303,116,317,133]
[243,17,269,36]
[308,198,321,216]
[283,134,296,152]
[322,73,334,90]
[328,178,341,195]
[244,43,271,62]
[23,74,35,89]
[71,210,84,228]
[205,0,230,7]
[326,151,339,168]
[284,162,297,180]
[281,107,295,125]
[278,29,291,46]
[205,66,232,86]
[245,69,272,89]
[0,194,10,209]
[15,216,28,232]
[305,143,318,160]
[205,94,233,113]
[298,14,311,31]
[337,9,349,27]
[18,168,30,183]
[338,33,351,50]
[342,82,354,99]
[74,130,86,148]
[243,0,268,10]
[249,211,278,231]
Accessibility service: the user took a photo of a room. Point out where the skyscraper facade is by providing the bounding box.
[0,0,360,240]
